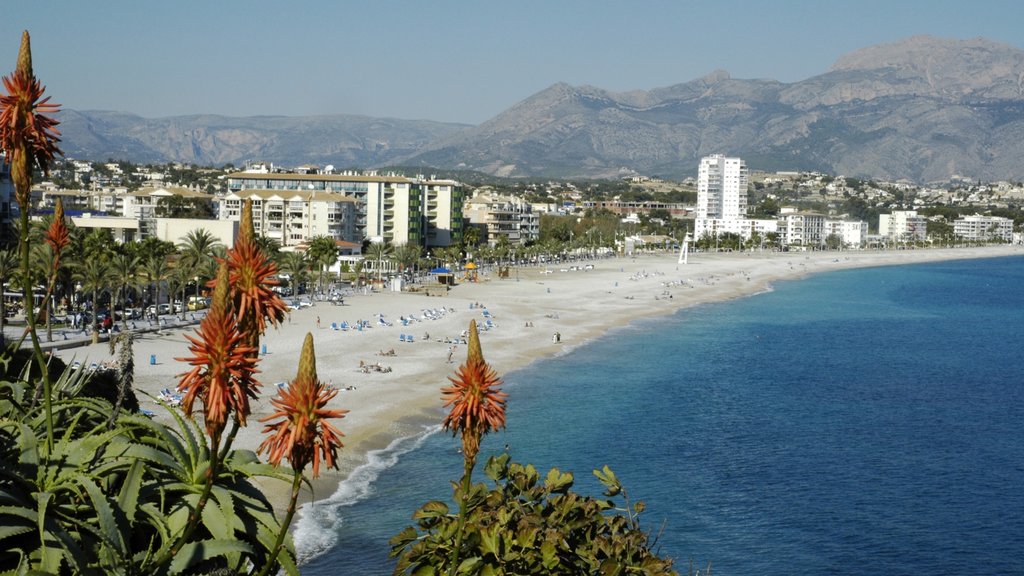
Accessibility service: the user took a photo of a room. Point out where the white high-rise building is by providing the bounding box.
[697,155,748,220]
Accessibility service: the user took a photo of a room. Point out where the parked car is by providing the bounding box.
[187,296,210,311]
[146,304,172,317]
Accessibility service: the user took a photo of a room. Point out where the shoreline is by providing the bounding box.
[47,245,1024,536]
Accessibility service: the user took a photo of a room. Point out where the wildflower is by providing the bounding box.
[441,320,507,462]
[222,200,288,341]
[45,197,69,257]
[260,333,347,478]
[0,31,61,206]
[177,262,259,438]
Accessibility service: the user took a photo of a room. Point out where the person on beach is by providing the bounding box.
[447,346,454,363]
[316,315,321,329]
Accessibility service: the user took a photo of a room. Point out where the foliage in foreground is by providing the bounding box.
[391,454,678,576]
[390,320,679,576]
[0,362,295,575]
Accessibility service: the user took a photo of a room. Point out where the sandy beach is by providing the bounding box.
[47,244,1023,511]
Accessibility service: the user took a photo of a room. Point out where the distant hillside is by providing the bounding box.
[57,111,471,168]
[58,36,1024,183]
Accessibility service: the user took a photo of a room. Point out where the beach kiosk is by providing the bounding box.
[464,261,478,283]
[430,267,455,290]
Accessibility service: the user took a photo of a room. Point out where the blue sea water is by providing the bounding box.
[297,256,1024,575]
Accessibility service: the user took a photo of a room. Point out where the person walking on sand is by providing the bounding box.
[317,315,321,329]
[447,345,454,363]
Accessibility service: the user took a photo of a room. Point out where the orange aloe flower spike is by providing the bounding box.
[259,333,348,478]
[441,319,507,461]
[176,261,259,438]
[0,31,61,206]
[45,197,70,256]
[224,199,288,341]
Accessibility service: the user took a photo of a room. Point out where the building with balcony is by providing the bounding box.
[217,189,357,247]
[953,214,1014,242]
[463,191,540,245]
[224,170,463,248]
[878,210,927,241]
[697,155,748,220]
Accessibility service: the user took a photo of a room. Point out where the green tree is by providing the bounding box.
[156,194,214,218]
[142,253,171,321]
[365,241,395,283]
[109,251,141,331]
[305,235,338,295]
[73,256,112,340]
[277,251,308,297]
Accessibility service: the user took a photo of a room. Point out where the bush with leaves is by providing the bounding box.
[390,320,679,576]
[391,455,677,575]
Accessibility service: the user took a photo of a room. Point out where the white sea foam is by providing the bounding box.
[292,424,442,563]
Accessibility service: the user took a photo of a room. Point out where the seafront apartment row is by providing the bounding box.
[25,172,468,250]
[223,171,465,249]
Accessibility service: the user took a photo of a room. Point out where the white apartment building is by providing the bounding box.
[825,220,869,248]
[217,190,357,247]
[878,210,927,241]
[697,155,748,220]
[953,214,1014,242]
[224,171,464,248]
[695,217,778,241]
[779,212,827,246]
[695,155,752,239]
[463,191,540,245]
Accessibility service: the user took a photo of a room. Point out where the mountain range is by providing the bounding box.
[57,36,1024,184]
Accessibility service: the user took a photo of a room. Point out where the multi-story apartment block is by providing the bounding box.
[224,170,463,248]
[825,220,869,247]
[878,210,927,241]
[463,191,540,245]
[581,200,691,219]
[953,214,1014,242]
[695,155,753,240]
[779,212,827,246]
[696,217,778,241]
[217,189,357,247]
[697,155,748,220]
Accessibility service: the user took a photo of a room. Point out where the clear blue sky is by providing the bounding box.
[4,0,1024,125]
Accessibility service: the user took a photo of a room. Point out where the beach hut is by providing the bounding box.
[430,267,455,287]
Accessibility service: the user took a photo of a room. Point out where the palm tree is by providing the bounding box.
[142,253,171,323]
[305,235,338,296]
[277,251,308,297]
[365,241,394,283]
[393,243,422,279]
[0,247,18,337]
[74,257,112,342]
[177,229,222,275]
[109,252,141,331]
[177,230,222,316]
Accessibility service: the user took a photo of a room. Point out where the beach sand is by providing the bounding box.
[48,245,1023,514]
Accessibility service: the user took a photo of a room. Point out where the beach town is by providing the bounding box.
[38,243,1021,512]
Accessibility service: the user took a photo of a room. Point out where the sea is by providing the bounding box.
[295,255,1024,575]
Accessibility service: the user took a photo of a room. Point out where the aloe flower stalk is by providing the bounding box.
[225,199,288,345]
[0,30,61,450]
[259,332,348,477]
[441,319,508,465]
[257,333,347,576]
[176,261,260,441]
[42,198,69,341]
[440,319,507,575]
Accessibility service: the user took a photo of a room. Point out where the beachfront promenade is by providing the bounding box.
[3,311,209,353]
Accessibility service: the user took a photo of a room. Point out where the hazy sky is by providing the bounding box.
[4,0,1024,125]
